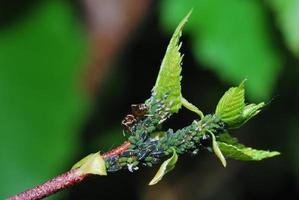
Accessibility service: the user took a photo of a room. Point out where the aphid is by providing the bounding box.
[137,150,151,160]
[214,121,226,132]
[151,150,164,158]
[147,143,158,151]
[158,118,167,125]
[191,149,199,156]
[107,155,119,163]
[108,164,122,172]
[121,149,136,157]
[151,158,160,164]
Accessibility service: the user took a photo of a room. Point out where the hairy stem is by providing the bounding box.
[7,169,88,200]
[101,141,131,158]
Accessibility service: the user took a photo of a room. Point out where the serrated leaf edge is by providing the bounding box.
[218,142,280,161]
[152,10,192,113]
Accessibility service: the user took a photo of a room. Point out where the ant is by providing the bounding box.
[121,103,148,132]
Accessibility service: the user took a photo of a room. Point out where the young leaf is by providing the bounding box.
[149,147,178,185]
[72,152,107,176]
[215,81,245,127]
[209,132,227,167]
[181,97,204,119]
[72,153,94,170]
[152,11,192,113]
[236,102,265,128]
[217,140,280,161]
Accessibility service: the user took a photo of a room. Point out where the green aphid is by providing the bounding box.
[127,157,134,163]
[132,161,139,166]
[118,157,128,163]
[129,137,137,144]
[147,162,153,167]
[145,157,153,162]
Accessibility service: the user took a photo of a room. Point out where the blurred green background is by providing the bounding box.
[0,0,298,199]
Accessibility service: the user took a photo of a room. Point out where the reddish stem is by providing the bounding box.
[8,169,88,200]
[8,142,131,200]
[101,141,131,158]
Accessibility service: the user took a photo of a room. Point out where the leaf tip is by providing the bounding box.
[269,151,281,157]
[148,148,178,185]
[148,179,157,186]
[239,79,247,89]
[210,132,227,167]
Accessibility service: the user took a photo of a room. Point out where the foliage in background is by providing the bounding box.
[1,0,298,199]
[0,1,88,198]
[160,0,285,100]
[269,0,299,57]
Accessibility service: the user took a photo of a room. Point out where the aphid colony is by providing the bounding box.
[106,97,172,172]
[105,97,226,173]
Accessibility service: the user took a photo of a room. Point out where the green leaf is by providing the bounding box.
[217,134,280,161]
[215,82,265,129]
[215,81,245,127]
[72,153,94,170]
[269,0,299,57]
[152,11,192,113]
[210,132,227,167]
[215,81,264,128]
[0,1,88,198]
[238,102,265,126]
[218,142,280,161]
[72,152,107,176]
[181,97,204,119]
[160,0,282,99]
[217,132,240,146]
[149,147,178,185]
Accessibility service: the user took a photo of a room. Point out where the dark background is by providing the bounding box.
[1,0,298,199]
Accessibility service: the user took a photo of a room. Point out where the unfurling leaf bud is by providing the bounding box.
[215,80,265,129]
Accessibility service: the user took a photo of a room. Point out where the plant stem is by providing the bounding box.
[7,169,88,200]
[8,113,224,200]
[101,141,131,158]
[7,142,131,200]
